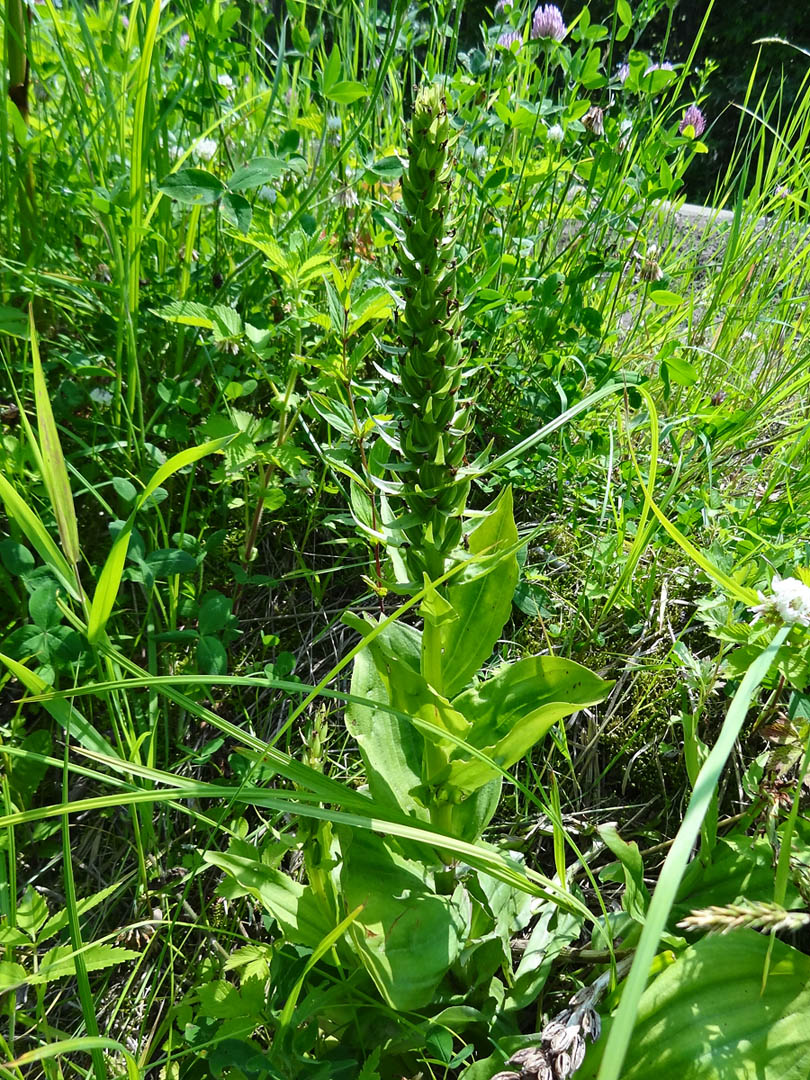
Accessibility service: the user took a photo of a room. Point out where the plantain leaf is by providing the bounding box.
[345,616,429,820]
[583,932,810,1080]
[339,829,465,1010]
[444,656,613,794]
[203,850,333,950]
[438,487,519,699]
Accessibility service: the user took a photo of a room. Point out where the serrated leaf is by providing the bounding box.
[38,881,124,943]
[27,943,140,984]
[17,886,49,937]
[152,300,216,329]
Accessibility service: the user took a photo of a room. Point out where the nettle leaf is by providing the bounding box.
[339,829,466,1010]
[158,168,226,205]
[583,932,810,1080]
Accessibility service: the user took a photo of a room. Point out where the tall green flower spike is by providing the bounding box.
[392,84,472,580]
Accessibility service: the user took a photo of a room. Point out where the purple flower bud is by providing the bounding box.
[494,0,514,15]
[616,62,630,83]
[179,32,190,50]
[679,104,706,137]
[645,60,674,75]
[531,4,566,41]
[497,29,523,50]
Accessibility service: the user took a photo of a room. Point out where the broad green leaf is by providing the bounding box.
[227,156,284,191]
[152,300,216,328]
[349,288,393,334]
[649,289,683,307]
[0,304,27,338]
[662,353,698,387]
[345,618,429,820]
[320,45,341,94]
[27,943,140,984]
[599,823,649,923]
[220,191,252,234]
[158,168,225,205]
[143,548,197,577]
[439,487,519,699]
[87,437,233,642]
[0,961,27,992]
[203,851,333,949]
[584,933,810,1080]
[339,829,465,1010]
[444,656,613,794]
[197,635,227,675]
[0,654,117,758]
[325,80,368,104]
[30,308,80,565]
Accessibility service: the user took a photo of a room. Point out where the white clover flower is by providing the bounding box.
[217,73,234,90]
[547,123,565,143]
[335,184,358,208]
[751,574,810,627]
[194,137,218,161]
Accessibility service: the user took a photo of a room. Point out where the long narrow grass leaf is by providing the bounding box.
[596,627,789,1080]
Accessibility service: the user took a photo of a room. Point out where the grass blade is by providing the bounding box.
[29,306,80,568]
[86,435,233,643]
[596,627,790,1080]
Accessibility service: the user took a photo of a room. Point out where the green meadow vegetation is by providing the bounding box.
[2,1,810,1078]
